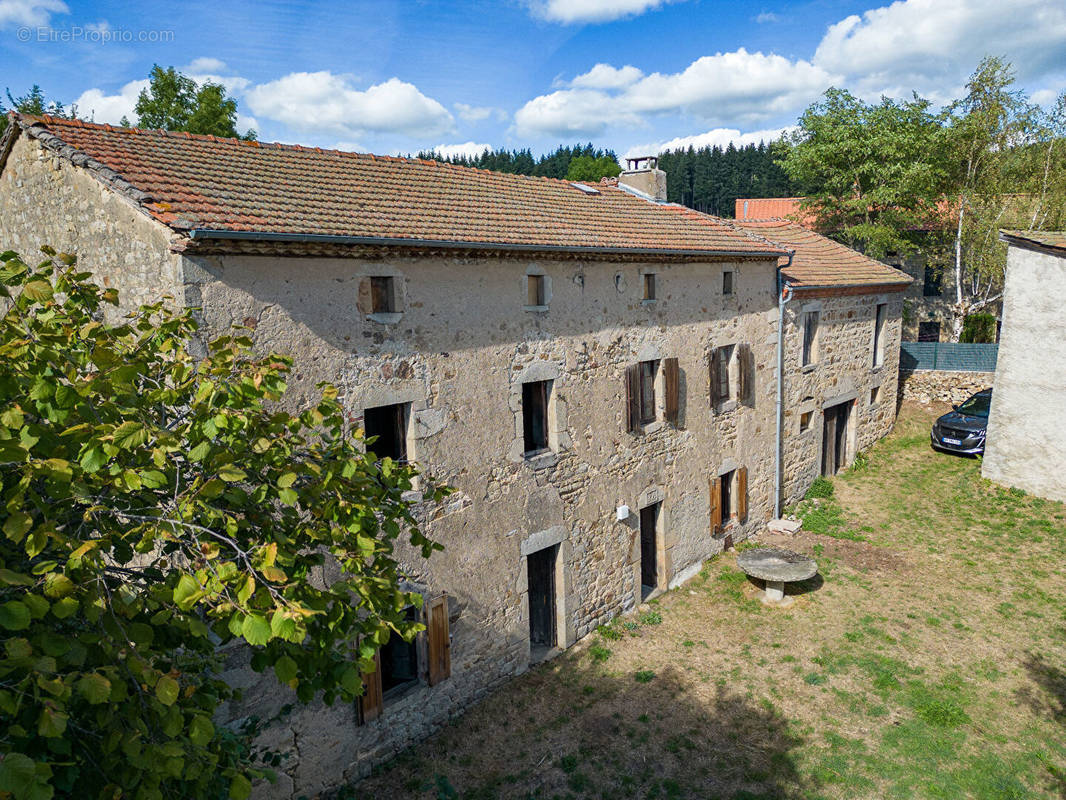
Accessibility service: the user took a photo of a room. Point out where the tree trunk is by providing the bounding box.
[951,202,966,342]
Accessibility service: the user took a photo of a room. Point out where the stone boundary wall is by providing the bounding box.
[899,369,994,405]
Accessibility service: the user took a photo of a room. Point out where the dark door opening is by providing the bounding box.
[527,546,557,653]
[640,503,660,600]
[821,401,851,476]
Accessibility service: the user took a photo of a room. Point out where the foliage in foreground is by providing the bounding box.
[0,249,445,799]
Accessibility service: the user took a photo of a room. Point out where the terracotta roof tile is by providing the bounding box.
[11,115,784,258]
[732,218,912,290]
[734,198,816,227]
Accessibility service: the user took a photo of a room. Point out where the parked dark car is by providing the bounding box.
[930,388,992,455]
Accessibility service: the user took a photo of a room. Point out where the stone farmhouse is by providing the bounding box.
[983,231,1066,503]
[735,196,984,343]
[0,116,909,796]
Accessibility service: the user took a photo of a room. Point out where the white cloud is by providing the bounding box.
[814,0,1066,100]
[755,11,780,23]
[185,57,227,74]
[333,141,369,153]
[246,72,453,138]
[454,102,508,123]
[1031,88,1064,107]
[428,141,493,159]
[627,126,796,157]
[570,63,643,89]
[0,0,67,28]
[515,48,835,137]
[623,49,835,120]
[73,79,146,125]
[529,0,685,24]
[514,87,643,137]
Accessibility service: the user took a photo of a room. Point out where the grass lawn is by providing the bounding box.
[347,403,1066,800]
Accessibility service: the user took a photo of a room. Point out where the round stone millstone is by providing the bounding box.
[736,547,818,584]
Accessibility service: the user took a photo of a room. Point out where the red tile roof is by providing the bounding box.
[6,115,784,259]
[732,218,911,290]
[734,198,816,227]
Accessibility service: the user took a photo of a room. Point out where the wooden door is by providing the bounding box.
[527,547,556,648]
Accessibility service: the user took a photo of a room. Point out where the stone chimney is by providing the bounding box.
[618,156,667,202]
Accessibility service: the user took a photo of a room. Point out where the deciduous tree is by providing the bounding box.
[133,66,256,140]
[0,248,444,799]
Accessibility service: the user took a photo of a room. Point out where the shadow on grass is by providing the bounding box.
[1018,652,1066,725]
[344,656,815,800]
[742,573,825,600]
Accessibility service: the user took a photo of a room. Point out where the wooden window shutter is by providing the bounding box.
[359,650,383,723]
[737,343,753,405]
[625,363,642,433]
[663,357,680,424]
[426,594,451,687]
[737,466,748,523]
[708,348,721,408]
[709,476,722,536]
[356,278,374,314]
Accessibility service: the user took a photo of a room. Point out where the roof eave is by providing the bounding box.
[784,279,912,294]
[186,228,788,260]
[999,231,1066,258]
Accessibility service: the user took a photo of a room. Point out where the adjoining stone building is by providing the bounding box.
[1,114,908,797]
[735,197,982,343]
[982,231,1066,503]
[732,218,911,503]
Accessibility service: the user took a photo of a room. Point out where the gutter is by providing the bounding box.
[774,252,796,519]
[187,228,789,260]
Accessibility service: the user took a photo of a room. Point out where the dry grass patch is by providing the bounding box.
[340,403,1066,800]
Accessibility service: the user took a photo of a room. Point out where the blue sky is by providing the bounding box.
[2,0,1064,159]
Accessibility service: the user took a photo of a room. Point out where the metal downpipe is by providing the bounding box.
[774,254,795,519]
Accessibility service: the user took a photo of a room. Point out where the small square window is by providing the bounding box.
[364,402,409,463]
[870,386,881,405]
[527,274,547,307]
[522,380,551,455]
[800,410,812,431]
[722,270,734,296]
[639,360,658,424]
[370,276,395,313]
[643,273,656,301]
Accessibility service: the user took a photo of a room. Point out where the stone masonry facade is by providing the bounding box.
[780,291,905,507]
[1,128,906,798]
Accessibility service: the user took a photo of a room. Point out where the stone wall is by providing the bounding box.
[781,291,905,506]
[983,244,1066,502]
[185,250,783,796]
[898,370,994,405]
[0,135,185,317]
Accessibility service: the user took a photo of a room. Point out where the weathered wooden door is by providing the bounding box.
[527,546,556,648]
[640,503,659,598]
[822,402,851,476]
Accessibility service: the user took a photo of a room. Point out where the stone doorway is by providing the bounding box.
[822,401,852,476]
[639,502,660,600]
[527,544,557,658]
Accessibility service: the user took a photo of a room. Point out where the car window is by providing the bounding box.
[957,393,991,417]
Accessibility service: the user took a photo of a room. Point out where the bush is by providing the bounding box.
[960,313,997,343]
[0,249,447,799]
[806,476,835,499]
